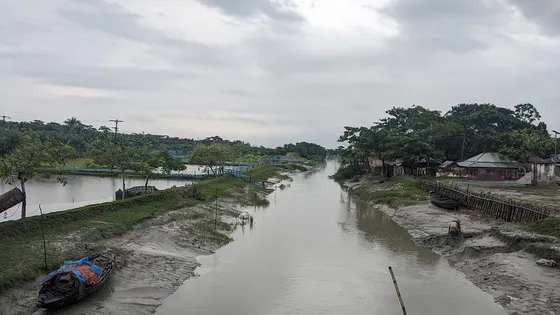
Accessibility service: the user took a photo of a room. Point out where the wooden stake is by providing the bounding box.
[39,205,48,270]
[389,266,408,315]
[214,189,218,231]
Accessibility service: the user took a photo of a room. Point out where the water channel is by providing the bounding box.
[0,176,192,221]
[155,162,505,315]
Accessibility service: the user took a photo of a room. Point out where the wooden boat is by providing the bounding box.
[429,192,459,210]
[37,251,116,310]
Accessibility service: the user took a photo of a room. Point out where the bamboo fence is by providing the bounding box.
[421,181,552,223]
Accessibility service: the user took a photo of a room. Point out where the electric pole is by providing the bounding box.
[109,119,124,142]
[1,115,10,132]
[461,130,466,160]
[553,130,559,156]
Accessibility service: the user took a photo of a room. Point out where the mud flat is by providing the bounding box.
[0,175,277,315]
[348,179,560,315]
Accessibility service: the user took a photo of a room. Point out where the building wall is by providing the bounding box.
[531,163,556,184]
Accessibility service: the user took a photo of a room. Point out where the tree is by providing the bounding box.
[189,143,234,175]
[514,103,541,124]
[0,131,75,218]
[88,139,140,199]
[499,128,555,162]
[131,149,186,192]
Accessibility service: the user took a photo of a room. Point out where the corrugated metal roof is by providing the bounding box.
[457,152,522,169]
[439,160,456,168]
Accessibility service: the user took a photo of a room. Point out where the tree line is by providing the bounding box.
[336,103,556,179]
[0,117,327,218]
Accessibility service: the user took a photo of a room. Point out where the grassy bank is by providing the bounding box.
[531,218,560,238]
[0,175,265,294]
[352,177,428,208]
[244,165,291,181]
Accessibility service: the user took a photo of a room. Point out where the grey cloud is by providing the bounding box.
[195,0,303,22]
[379,0,508,52]
[58,0,236,68]
[508,0,560,36]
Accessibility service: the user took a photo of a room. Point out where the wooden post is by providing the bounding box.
[389,266,408,315]
[39,205,48,270]
[214,189,218,231]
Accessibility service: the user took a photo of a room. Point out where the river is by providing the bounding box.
[0,176,192,221]
[154,162,505,315]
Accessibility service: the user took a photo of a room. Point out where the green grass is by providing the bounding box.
[531,218,560,238]
[282,163,308,172]
[198,175,246,198]
[244,165,290,181]
[66,157,96,167]
[247,188,270,207]
[0,193,179,293]
[0,175,265,294]
[353,177,428,208]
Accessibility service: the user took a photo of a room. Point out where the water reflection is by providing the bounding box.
[0,175,193,221]
[352,196,439,266]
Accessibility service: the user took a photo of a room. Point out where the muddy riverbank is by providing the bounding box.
[346,177,560,315]
[0,176,277,315]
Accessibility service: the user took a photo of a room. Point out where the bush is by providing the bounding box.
[531,218,560,238]
[332,165,365,181]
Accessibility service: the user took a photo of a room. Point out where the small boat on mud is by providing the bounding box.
[429,192,459,210]
[37,251,116,310]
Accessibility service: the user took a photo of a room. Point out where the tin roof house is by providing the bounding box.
[457,152,523,180]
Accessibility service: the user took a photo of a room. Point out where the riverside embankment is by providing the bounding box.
[346,176,560,315]
[0,165,289,315]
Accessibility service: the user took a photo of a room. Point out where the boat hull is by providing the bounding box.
[429,193,459,210]
[37,251,116,310]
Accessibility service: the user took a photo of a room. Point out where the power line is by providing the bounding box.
[109,119,124,142]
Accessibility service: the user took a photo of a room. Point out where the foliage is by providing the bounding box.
[531,218,560,238]
[353,177,427,208]
[189,143,235,175]
[332,164,366,181]
[336,103,555,178]
[244,165,289,181]
[275,142,328,160]
[0,131,75,217]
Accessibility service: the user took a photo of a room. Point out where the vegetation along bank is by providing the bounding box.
[0,164,299,314]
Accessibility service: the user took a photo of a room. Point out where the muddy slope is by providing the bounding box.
[379,202,560,315]
[0,200,245,315]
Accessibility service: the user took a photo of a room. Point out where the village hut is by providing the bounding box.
[457,152,523,180]
[531,155,560,185]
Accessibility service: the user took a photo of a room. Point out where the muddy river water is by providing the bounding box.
[154,162,506,315]
[0,176,191,221]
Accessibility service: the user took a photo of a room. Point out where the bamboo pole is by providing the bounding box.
[389,266,408,315]
[39,204,48,270]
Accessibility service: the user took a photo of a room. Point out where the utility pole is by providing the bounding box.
[553,130,559,156]
[1,115,10,132]
[109,119,123,142]
[461,130,466,160]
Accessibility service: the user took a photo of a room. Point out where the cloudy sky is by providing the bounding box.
[1,0,559,147]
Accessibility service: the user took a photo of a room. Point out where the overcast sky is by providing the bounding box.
[1,0,559,148]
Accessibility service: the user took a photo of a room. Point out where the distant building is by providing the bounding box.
[457,152,523,180]
[437,160,458,177]
[367,156,383,175]
[168,150,188,162]
[367,156,404,177]
[531,156,560,185]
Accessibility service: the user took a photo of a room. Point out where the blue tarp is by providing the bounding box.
[42,256,102,284]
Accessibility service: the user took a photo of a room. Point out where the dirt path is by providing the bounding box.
[378,202,560,314]
[0,200,245,315]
